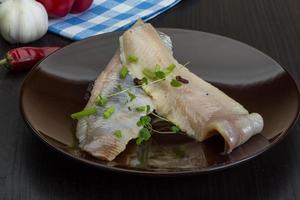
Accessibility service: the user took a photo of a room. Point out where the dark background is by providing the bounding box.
[1,0,300,199]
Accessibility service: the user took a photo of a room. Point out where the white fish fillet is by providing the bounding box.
[75,51,154,161]
[119,23,264,153]
[75,26,172,161]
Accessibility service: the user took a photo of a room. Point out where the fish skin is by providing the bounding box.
[119,23,264,153]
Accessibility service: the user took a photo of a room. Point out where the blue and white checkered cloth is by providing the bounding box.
[48,0,181,41]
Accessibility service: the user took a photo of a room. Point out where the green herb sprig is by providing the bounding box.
[135,111,182,145]
[71,62,189,122]
[106,62,190,99]
[136,128,151,145]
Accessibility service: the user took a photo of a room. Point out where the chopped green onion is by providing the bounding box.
[171,126,180,133]
[127,91,136,101]
[120,66,128,79]
[155,70,166,79]
[127,54,138,63]
[136,128,151,145]
[71,107,97,120]
[170,79,182,87]
[135,106,146,112]
[114,130,123,138]
[96,95,108,106]
[146,105,151,114]
[165,64,176,74]
[142,68,156,80]
[103,106,115,119]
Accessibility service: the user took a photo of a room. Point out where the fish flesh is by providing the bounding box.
[119,23,264,153]
[75,51,154,161]
[75,24,173,161]
[75,22,264,161]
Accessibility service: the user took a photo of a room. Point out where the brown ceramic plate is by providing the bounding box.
[20,29,300,176]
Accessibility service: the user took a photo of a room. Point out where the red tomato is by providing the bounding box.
[37,0,75,18]
[71,0,93,14]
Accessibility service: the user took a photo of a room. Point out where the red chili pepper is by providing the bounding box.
[37,0,75,18]
[71,0,93,14]
[0,47,60,72]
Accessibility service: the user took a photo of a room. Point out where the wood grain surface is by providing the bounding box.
[1,0,300,199]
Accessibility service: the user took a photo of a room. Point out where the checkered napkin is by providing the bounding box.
[48,0,181,41]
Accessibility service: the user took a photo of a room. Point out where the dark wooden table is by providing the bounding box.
[1,0,300,199]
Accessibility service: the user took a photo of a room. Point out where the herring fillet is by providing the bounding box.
[74,24,172,161]
[75,51,154,161]
[120,23,264,153]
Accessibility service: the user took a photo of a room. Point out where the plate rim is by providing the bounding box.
[19,28,300,176]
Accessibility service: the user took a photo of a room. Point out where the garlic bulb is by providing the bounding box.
[0,0,48,43]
